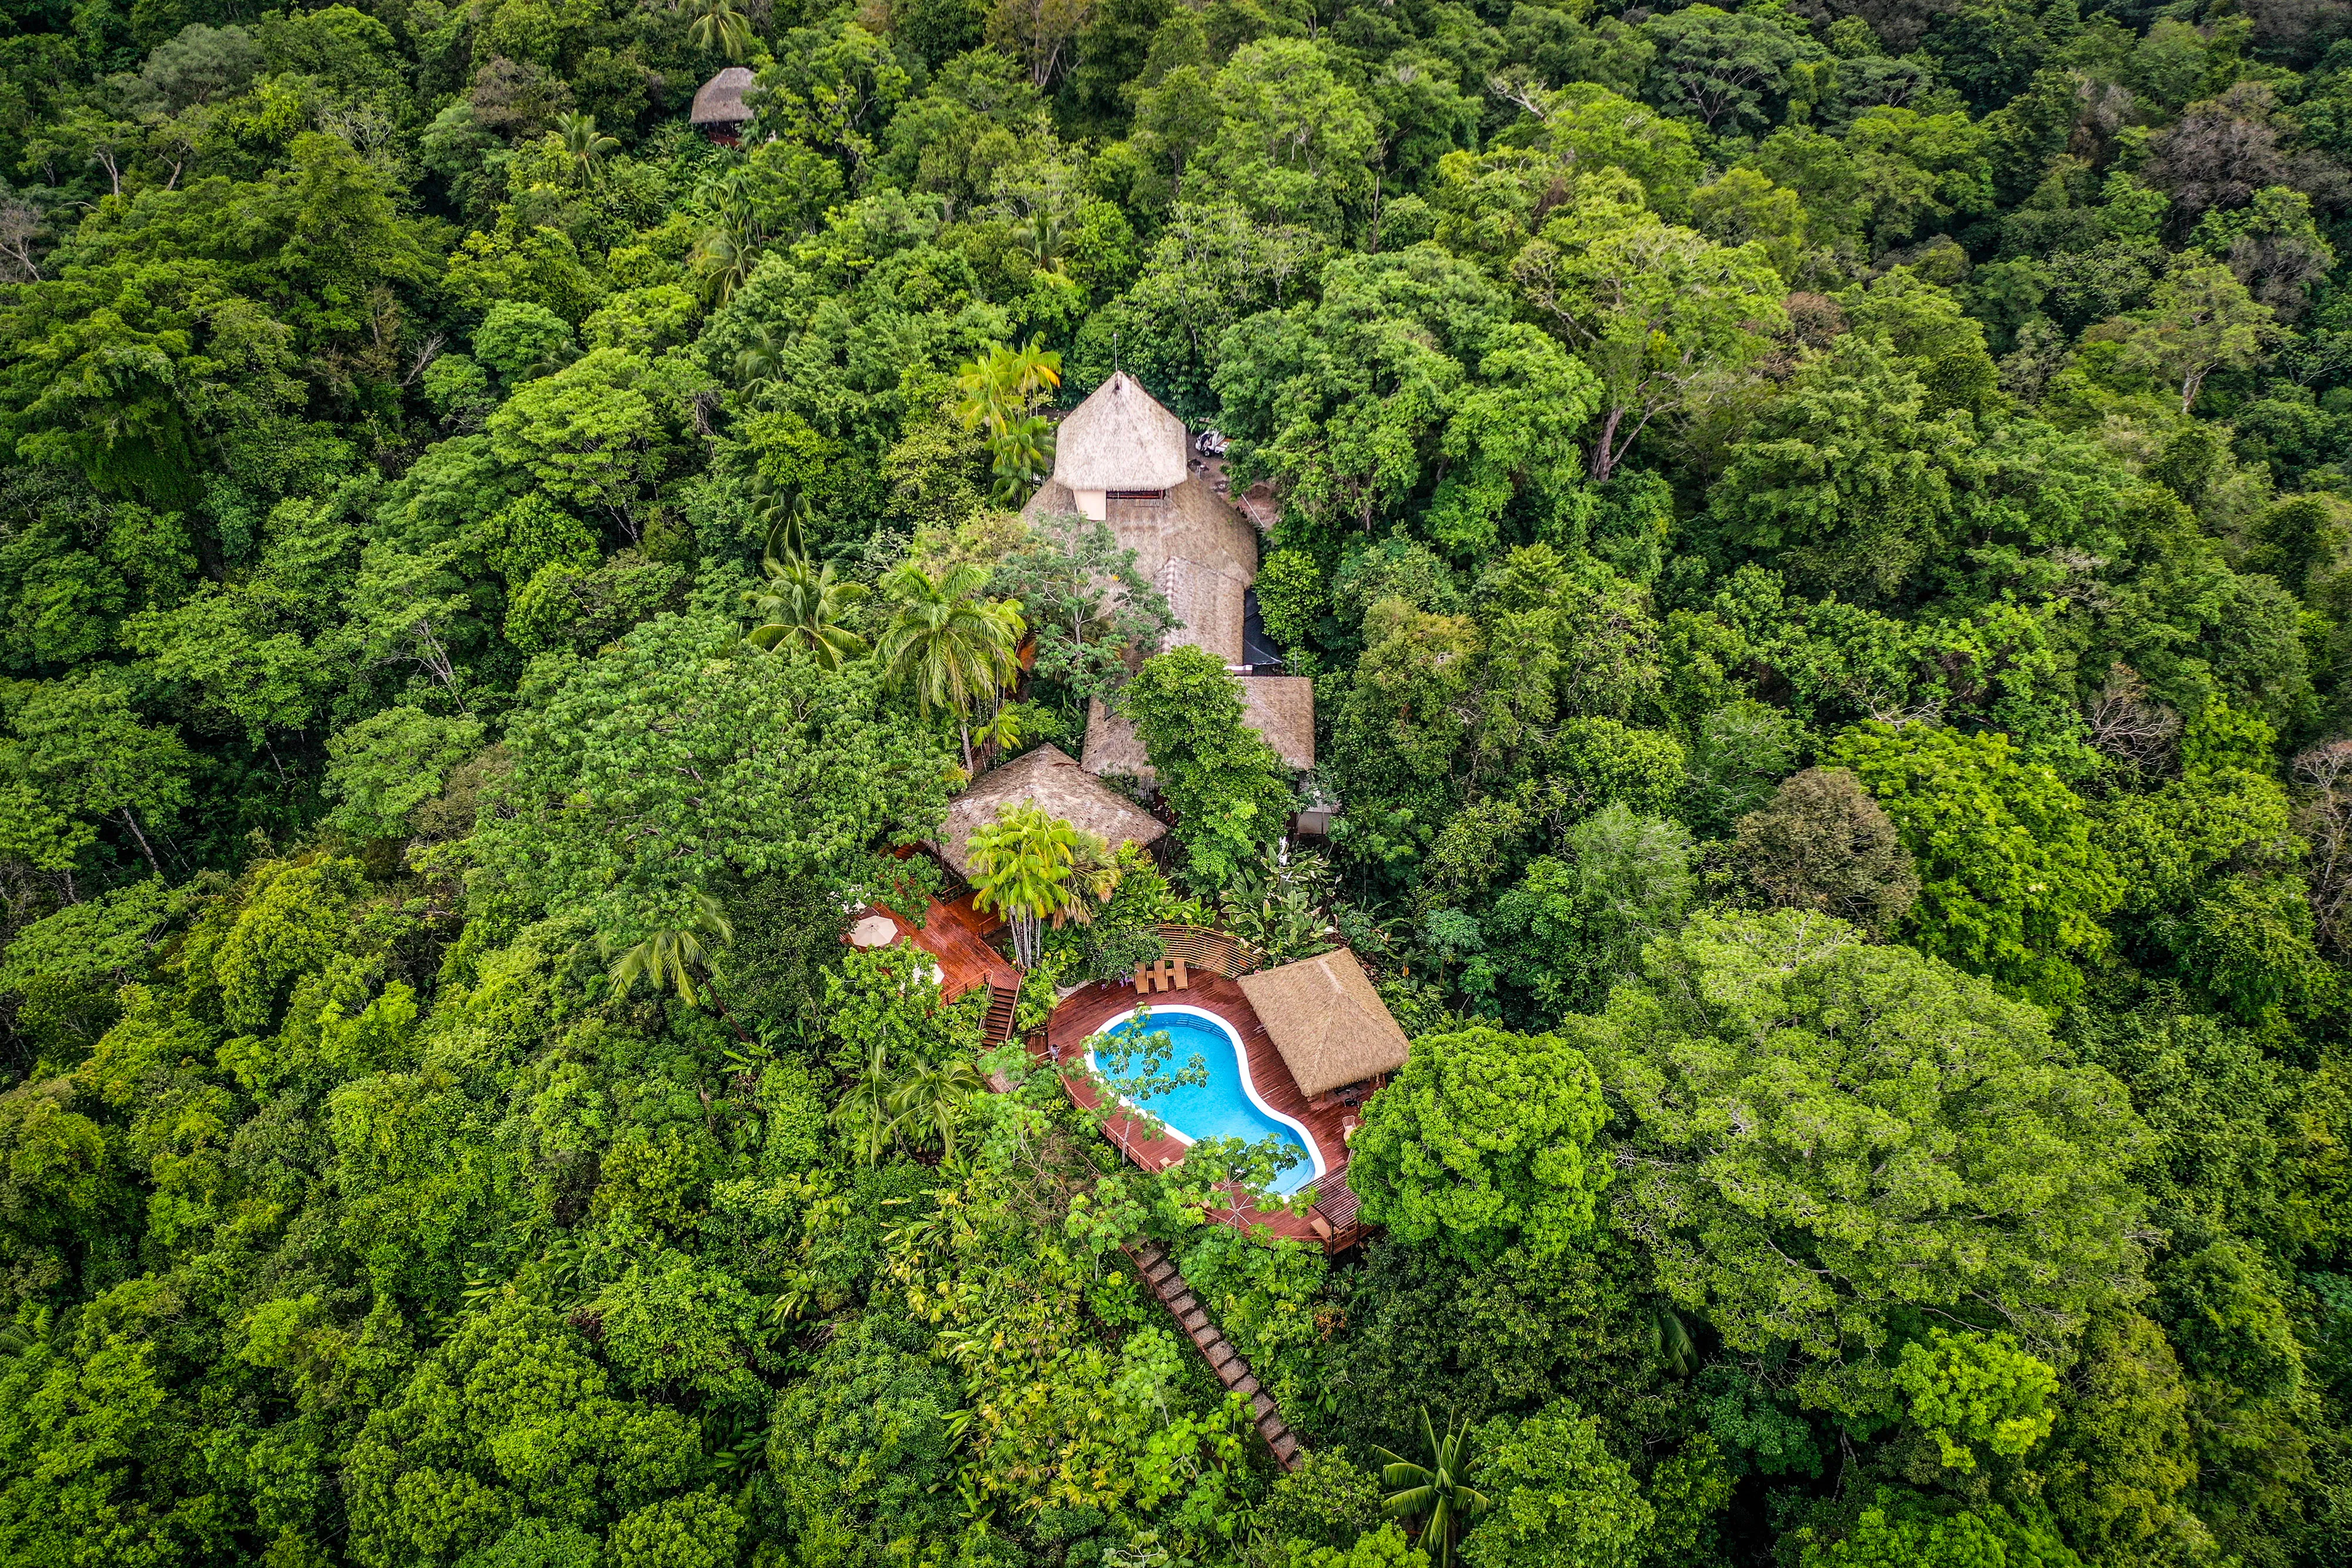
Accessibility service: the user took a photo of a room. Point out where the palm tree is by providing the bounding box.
[1003,338,1062,406]
[686,0,753,59]
[969,702,1025,770]
[553,111,619,181]
[1377,1410,1490,1568]
[831,1038,895,1165]
[601,891,734,1007]
[694,172,763,303]
[743,514,870,668]
[952,339,1062,501]
[964,801,1111,968]
[988,413,1055,502]
[953,343,1020,432]
[1009,201,1067,270]
[886,1054,989,1157]
[1648,1301,1698,1377]
[874,562,1025,773]
[1052,830,1122,931]
[734,324,789,387]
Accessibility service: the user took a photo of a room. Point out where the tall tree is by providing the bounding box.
[483,612,957,943]
[1115,644,1295,894]
[1348,1024,1612,1265]
[1582,910,2149,1417]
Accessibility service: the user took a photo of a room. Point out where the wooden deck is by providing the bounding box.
[1040,974,1360,1248]
[879,891,1016,1003]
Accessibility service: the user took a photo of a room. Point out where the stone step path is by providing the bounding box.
[1124,1239,1304,1472]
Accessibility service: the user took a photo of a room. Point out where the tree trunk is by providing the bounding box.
[1589,403,1626,484]
[115,809,160,875]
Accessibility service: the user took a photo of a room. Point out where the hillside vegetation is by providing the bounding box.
[0,0,2349,1564]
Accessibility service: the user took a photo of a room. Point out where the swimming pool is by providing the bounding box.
[1087,1005,1325,1196]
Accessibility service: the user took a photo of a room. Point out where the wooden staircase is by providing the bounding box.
[980,977,1020,1047]
[1125,1238,1305,1472]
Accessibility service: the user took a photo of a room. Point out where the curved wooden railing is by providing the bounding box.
[1154,924,1267,978]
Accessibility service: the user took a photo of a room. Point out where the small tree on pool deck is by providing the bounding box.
[964,800,1118,968]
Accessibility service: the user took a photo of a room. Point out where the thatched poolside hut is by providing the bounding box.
[934,743,1167,879]
[1236,948,1411,1099]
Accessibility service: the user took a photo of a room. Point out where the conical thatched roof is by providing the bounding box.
[1237,949,1410,1098]
[934,743,1167,878]
[1051,372,1189,493]
[690,67,757,127]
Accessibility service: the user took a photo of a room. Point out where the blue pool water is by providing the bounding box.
[1088,1007,1322,1196]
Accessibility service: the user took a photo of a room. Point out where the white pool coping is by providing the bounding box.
[1086,1004,1328,1189]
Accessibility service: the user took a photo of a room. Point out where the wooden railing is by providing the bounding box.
[1154,924,1267,978]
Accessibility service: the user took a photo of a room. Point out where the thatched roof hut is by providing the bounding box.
[1023,476,1259,663]
[689,67,757,132]
[1022,372,1261,664]
[1051,372,1190,494]
[934,743,1167,879]
[1237,948,1411,1099]
[1083,676,1315,781]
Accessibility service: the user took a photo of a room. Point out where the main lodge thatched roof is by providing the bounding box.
[934,743,1167,878]
[1051,372,1190,493]
[1082,676,1315,781]
[1236,948,1411,1099]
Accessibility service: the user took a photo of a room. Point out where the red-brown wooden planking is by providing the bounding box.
[1040,974,1357,1248]
[878,891,1018,1004]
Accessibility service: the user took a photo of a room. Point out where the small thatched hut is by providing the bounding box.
[689,67,757,142]
[934,743,1167,879]
[1237,948,1411,1099]
[1082,676,1316,781]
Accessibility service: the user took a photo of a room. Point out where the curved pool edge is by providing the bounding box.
[1084,1003,1328,1190]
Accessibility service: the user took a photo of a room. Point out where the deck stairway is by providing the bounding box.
[980,978,1021,1047]
[1124,1238,1305,1472]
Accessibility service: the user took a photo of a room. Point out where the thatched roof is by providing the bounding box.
[1051,373,1190,493]
[1237,949,1411,1098]
[934,743,1167,878]
[1024,473,1258,663]
[689,67,757,126]
[1024,477,1257,586]
[1158,557,1247,665]
[1083,676,1315,781]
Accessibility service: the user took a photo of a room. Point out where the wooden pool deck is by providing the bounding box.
[1040,973,1361,1249]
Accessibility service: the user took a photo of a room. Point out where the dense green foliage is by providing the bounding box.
[2,0,2352,1564]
